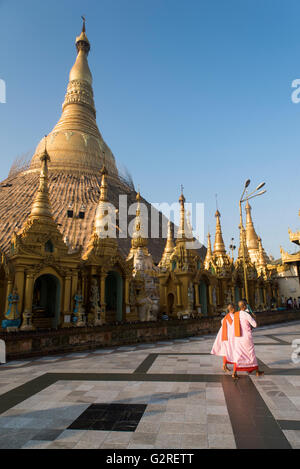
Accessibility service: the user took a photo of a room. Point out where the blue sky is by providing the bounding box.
[0,0,299,258]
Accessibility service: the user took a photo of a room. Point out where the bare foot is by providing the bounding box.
[255,370,264,377]
[223,364,230,373]
[232,371,239,380]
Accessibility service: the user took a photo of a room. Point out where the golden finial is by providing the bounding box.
[99,159,108,202]
[179,184,185,204]
[136,187,141,216]
[159,220,175,268]
[40,135,50,165]
[167,220,173,239]
[100,164,108,176]
[204,232,213,269]
[81,15,86,33]
[215,193,218,211]
[75,15,90,54]
[30,135,52,220]
[100,150,107,174]
[213,209,226,254]
[206,232,212,256]
[238,224,250,261]
[126,187,148,256]
[257,236,267,267]
[245,199,259,250]
[186,209,193,239]
[177,184,187,241]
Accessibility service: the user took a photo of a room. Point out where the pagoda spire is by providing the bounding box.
[63,17,94,112]
[94,164,116,239]
[186,210,194,239]
[30,137,53,220]
[177,186,186,241]
[257,236,267,267]
[132,191,148,248]
[29,19,118,175]
[127,191,148,261]
[204,232,213,269]
[159,220,175,269]
[213,210,226,255]
[99,163,108,202]
[245,200,259,251]
[238,224,250,261]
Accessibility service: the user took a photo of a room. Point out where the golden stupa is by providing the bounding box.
[0,20,175,261]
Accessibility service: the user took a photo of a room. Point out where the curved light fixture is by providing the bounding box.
[246,189,267,201]
[256,182,266,191]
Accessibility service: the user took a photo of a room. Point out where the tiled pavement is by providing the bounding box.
[0,321,299,449]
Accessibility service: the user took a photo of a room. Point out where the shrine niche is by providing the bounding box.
[198,277,209,315]
[105,270,123,322]
[32,273,61,328]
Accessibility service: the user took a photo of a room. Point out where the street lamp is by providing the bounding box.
[239,180,266,303]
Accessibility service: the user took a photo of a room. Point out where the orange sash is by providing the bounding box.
[221,311,241,341]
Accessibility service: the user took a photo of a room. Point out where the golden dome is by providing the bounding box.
[29,22,118,176]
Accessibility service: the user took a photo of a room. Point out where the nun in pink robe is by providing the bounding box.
[211,309,259,373]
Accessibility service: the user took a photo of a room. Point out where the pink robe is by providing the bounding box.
[211,310,258,370]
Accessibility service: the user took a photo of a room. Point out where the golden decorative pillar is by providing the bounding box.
[62,274,72,327]
[176,284,182,306]
[194,283,200,307]
[24,273,34,312]
[208,285,213,305]
[20,273,35,331]
[71,271,78,300]
[14,267,24,313]
[164,285,168,306]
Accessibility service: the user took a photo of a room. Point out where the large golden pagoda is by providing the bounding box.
[30,20,117,176]
[0,20,278,334]
[0,20,170,261]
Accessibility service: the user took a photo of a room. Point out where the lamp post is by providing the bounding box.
[239,180,266,303]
